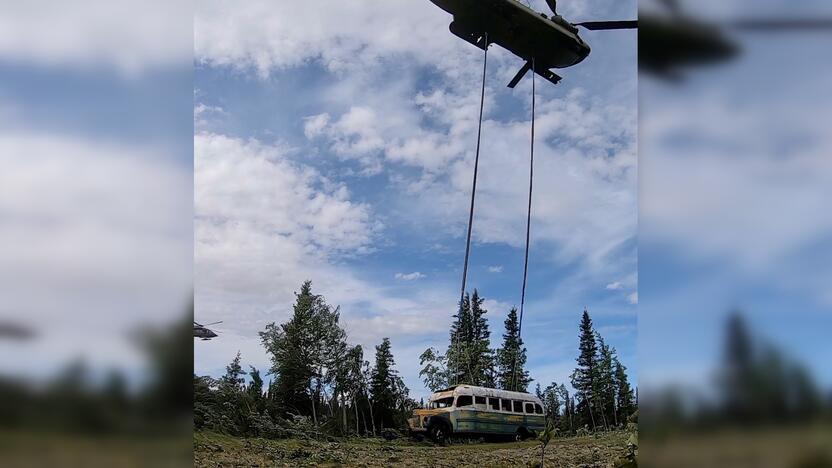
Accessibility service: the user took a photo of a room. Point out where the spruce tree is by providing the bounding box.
[247,366,264,403]
[469,290,495,387]
[496,307,530,391]
[446,293,472,385]
[596,333,617,428]
[370,337,399,430]
[613,358,635,419]
[570,308,599,430]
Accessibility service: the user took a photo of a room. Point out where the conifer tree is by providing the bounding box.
[496,307,530,391]
[247,366,264,404]
[570,308,599,430]
[446,293,472,385]
[614,358,635,419]
[371,337,400,430]
[596,333,617,428]
[468,290,495,387]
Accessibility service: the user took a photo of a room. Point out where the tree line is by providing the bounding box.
[194,281,416,438]
[419,291,636,434]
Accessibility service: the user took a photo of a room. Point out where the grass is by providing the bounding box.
[194,429,632,467]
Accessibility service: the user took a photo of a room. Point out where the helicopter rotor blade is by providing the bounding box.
[576,20,638,31]
[727,18,832,31]
[203,321,223,326]
[544,0,558,15]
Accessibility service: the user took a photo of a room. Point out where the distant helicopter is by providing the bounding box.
[428,0,637,87]
[0,321,35,341]
[193,321,221,340]
[640,0,832,79]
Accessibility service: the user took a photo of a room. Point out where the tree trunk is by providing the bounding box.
[311,381,319,427]
[354,397,360,435]
[361,406,368,435]
[342,392,347,434]
[586,395,596,432]
[368,398,377,436]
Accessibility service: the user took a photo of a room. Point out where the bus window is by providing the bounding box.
[488,398,500,410]
[456,395,473,407]
[525,402,535,414]
[475,396,486,405]
[513,401,523,412]
[430,397,454,409]
[501,399,511,412]
[535,403,544,414]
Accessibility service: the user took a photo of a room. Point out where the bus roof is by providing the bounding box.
[430,385,543,404]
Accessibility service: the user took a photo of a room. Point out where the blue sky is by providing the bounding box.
[194,0,637,400]
[639,0,832,390]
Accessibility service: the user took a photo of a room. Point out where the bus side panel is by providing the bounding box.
[453,410,526,435]
[524,414,546,432]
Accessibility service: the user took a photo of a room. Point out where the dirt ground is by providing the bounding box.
[194,430,632,467]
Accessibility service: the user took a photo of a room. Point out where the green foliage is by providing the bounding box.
[445,291,496,387]
[496,307,530,392]
[571,309,599,430]
[536,418,558,467]
[419,347,450,392]
[194,281,412,439]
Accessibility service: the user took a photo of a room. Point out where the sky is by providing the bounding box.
[193,0,638,401]
[639,0,832,390]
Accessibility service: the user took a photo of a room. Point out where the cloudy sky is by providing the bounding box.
[194,0,638,399]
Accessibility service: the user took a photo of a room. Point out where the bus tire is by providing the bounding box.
[515,427,530,441]
[429,421,450,444]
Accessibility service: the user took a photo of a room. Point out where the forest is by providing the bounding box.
[193,281,637,439]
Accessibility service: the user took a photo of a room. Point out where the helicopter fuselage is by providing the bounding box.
[430,0,591,73]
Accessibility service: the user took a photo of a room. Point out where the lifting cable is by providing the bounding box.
[512,58,535,393]
[453,36,537,392]
[454,33,488,385]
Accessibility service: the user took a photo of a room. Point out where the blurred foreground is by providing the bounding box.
[639,0,832,467]
[0,1,193,466]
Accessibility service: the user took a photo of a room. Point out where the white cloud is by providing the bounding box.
[606,282,623,290]
[395,272,426,281]
[0,132,191,377]
[195,0,467,78]
[487,265,503,273]
[0,0,192,74]
[194,133,458,386]
[627,292,638,305]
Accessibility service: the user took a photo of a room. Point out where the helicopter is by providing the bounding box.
[0,321,36,341]
[193,321,221,340]
[640,0,832,79]
[428,0,637,87]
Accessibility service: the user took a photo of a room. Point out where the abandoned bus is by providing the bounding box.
[408,385,546,442]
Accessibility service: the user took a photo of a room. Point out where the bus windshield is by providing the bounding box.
[430,397,454,409]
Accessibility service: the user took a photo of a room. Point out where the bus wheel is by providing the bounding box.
[429,422,449,444]
[515,427,530,441]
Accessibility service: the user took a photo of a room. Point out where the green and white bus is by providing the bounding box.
[408,385,546,442]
